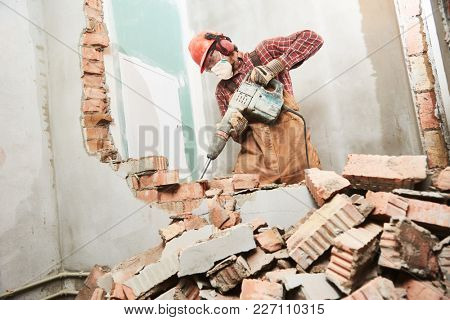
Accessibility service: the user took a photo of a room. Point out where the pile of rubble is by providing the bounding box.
[76,154,450,300]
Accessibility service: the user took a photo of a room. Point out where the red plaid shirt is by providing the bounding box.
[215,30,324,115]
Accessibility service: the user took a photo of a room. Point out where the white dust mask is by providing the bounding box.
[211,55,233,80]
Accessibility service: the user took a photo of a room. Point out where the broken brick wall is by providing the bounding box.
[395,0,450,169]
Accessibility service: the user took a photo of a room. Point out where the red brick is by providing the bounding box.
[342,154,427,191]
[159,182,205,202]
[182,199,203,213]
[240,279,284,300]
[86,139,104,153]
[305,168,350,206]
[84,6,103,23]
[184,215,208,230]
[406,18,426,56]
[82,46,103,61]
[433,167,450,191]
[123,284,136,300]
[326,223,383,294]
[84,127,108,140]
[156,201,185,214]
[82,59,104,75]
[221,211,242,230]
[85,0,102,11]
[424,130,449,169]
[82,74,104,88]
[136,189,159,203]
[366,191,408,220]
[82,32,109,47]
[255,228,284,253]
[132,170,179,190]
[398,278,446,300]
[287,194,366,269]
[82,99,107,113]
[111,283,126,300]
[417,91,439,130]
[84,87,107,100]
[76,265,109,300]
[232,174,260,190]
[159,221,185,242]
[207,177,234,195]
[250,218,267,232]
[379,218,440,278]
[82,113,112,128]
[343,277,400,300]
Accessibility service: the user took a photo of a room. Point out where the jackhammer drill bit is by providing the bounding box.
[200,158,212,180]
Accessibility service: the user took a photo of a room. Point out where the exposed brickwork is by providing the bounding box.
[396,0,449,169]
[342,154,427,191]
[232,174,260,190]
[240,279,284,300]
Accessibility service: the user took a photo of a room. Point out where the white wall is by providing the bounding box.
[0,0,60,292]
[185,0,423,175]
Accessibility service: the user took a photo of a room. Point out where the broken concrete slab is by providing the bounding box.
[326,223,382,294]
[124,254,180,298]
[265,268,297,285]
[240,279,284,300]
[283,273,342,300]
[235,184,317,229]
[305,168,350,206]
[208,256,251,293]
[287,194,367,269]
[246,247,275,275]
[342,154,427,191]
[379,218,440,278]
[255,228,285,253]
[199,290,239,300]
[343,277,400,300]
[161,225,214,260]
[178,224,256,276]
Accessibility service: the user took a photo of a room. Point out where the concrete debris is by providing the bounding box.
[342,154,427,191]
[284,273,342,300]
[326,223,382,294]
[246,247,276,275]
[287,194,366,269]
[343,277,401,300]
[84,154,449,300]
[178,224,256,276]
[305,168,350,206]
[379,218,440,278]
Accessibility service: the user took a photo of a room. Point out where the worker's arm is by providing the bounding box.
[259,30,324,70]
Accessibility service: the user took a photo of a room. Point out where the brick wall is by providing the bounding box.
[396,0,449,169]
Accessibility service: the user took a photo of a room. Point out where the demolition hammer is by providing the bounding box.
[200,75,310,179]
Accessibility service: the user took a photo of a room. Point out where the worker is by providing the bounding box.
[188,30,323,185]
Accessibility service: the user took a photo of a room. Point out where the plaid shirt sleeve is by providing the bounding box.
[258,30,324,70]
[215,84,229,116]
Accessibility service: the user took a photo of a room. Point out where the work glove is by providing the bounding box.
[250,58,285,86]
[216,110,248,142]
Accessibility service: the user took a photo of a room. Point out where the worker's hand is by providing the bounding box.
[229,111,248,142]
[250,59,285,86]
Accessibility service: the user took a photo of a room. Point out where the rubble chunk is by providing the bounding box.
[397,277,446,300]
[366,191,409,220]
[342,154,427,191]
[232,174,260,190]
[199,290,239,300]
[343,277,401,300]
[207,177,234,195]
[75,264,110,300]
[250,218,267,232]
[287,194,367,269]
[130,170,179,189]
[208,256,251,293]
[433,167,450,191]
[255,228,285,253]
[240,279,284,300]
[283,273,342,299]
[326,223,382,294]
[305,168,350,206]
[379,218,439,278]
[265,268,297,285]
[90,288,105,300]
[178,224,256,276]
[246,247,275,275]
[159,222,186,242]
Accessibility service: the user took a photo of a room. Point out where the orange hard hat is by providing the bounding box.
[188,31,235,73]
